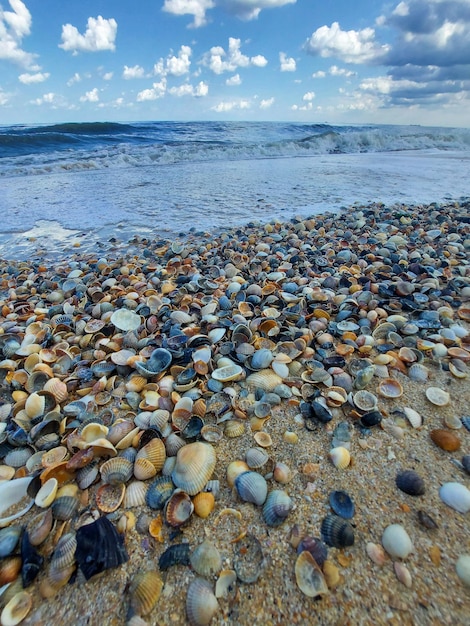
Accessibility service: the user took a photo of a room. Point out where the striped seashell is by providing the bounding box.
[328,446,351,469]
[124,481,148,508]
[193,492,215,519]
[129,570,163,616]
[235,471,268,506]
[245,369,283,392]
[172,442,216,496]
[262,490,293,527]
[136,438,166,472]
[224,419,245,438]
[190,540,222,578]
[186,578,219,626]
[100,457,134,486]
[245,447,269,469]
[43,378,68,403]
[133,458,157,481]
[321,514,355,548]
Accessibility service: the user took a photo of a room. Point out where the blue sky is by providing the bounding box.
[1,0,469,125]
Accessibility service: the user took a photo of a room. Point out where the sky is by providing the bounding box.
[0,0,469,126]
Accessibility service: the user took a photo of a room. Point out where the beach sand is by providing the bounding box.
[0,201,469,626]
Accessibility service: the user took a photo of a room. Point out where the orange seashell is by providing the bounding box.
[148,514,164,542]
[0,555,22,586]
[40,461,76,485]
[430,429,460,452]
[193,492,215,519]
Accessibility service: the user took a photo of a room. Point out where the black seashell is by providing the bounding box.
[321,514,354,548]
[417,509,439,530]
[329,490,355,519]
[360,410,382,428]
[396,470,425,496]
[75,517,128,580]
[158,543,191,571]
[461,454,470,475]
[21,530,44,587]
[297,536,328,567]
[146,476,174,510]
[181,416,204,441]
[310,401,333,424]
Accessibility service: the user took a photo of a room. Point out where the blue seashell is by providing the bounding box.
[262,490,293,527]
[135,348,172,378]
[321,514,354,548]
[329,490,355,519]
[158,543,190,570]
[235,471,268,506]
[146,476,174,510]
[0,525,22,558]
[462,416,470,432]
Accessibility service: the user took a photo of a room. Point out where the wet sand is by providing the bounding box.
[0,200,469,626]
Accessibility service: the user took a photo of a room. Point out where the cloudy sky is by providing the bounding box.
[1,0,469,125]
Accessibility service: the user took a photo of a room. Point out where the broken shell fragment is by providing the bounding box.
[295,551,329,598]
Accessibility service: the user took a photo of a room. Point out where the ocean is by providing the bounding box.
[1,121,469,259]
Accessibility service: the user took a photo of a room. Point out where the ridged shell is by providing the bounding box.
[51,495,79,521]
[296,536,328,567]
[262,490,293,527]
[124,481,148,508]
[129,570,163,616]
[172,442,216,496]
[321,514,354,548]
[439,482,470,514]
[25,392,45,419]
[235,471,268,506]
[329,446,350,469]
[273,462,293,484]
[430,429,461,452]
[329,490,355,519]
[382,524,413,559]
[133,458,158,481]
[223,420,245,438]
[245,447,269,469]
[403,407,422,429]
[136,438,166,472]
[95,483,125,513]
[295,551,329,599]
[146,476,174,510]
[396,470,425,496]
[245,369,283,392]
[0,526,22,559]
[43,378,68,403]
[193,492,215,519]
[100,457,134,485]
[111,309,142,332]
[190,540,222,579]
[186,578,219,626]
[158,543,191,571]
[165,490,194,527]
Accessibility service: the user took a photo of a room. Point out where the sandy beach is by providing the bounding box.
[0,200,469,626]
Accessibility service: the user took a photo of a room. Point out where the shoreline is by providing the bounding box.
[0,199,469,625]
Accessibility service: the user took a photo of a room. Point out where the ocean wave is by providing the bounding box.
[1,122,469,177]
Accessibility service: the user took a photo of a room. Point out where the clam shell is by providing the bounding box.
[366,542,387,566]
[193,492,215,519]
[377,378,403,399]
[273,462,293,484]
[425,387,450,406]
[321,514,354,548]
[253,431,272,447]
[0,590,33,626]
[25,392,45,419]
[296,536,328,567]
[100,457,134,485]
[235,471,268,506]
[382,524,413,559]
[35,477,58,508]
[245,369,283,392]
[165,489,194,527]
[111,308,142,332]
[136,438,166,472]
[146,476,174,510]
[329,490,355,519]
[26,509,54,546]
[0,477,34,527]
[158,543,191,571]
[403,407,422,429]
[396,470,425,496]
[51,495,79,521]
[172,442,216,495]
[124,481,148,508]
[211,364,243,382]
[455,555,470,587]
[328,446,350,469]
[226,460,250,487]
[186,578,218,626]
[190,540,222,578]
[439,482,470,514]
[129,570,163,616]
[295,551,329,598]
[0,526,22,559]
[430,429,460,452]
[95,483,125,513]
[223,419,245,438]
[394,562,412,588]
[353,390,377,412]
[245,447,269,469]
[262,490,293,527]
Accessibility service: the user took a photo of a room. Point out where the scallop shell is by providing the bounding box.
[100,457,134,485]
[24,392,45,419]
[124,481,148,508]
[146,476,174,510]
[382,524,413,559]
[129,570,163,616]
[136,438,166,472]
[403,407,422,429]
[328,446,350,469]
[439,482,470,514]
[321,514,354,548]
[295,551,329,599]
[186,578,218,626]
[193,492,215,519]
[430,429,461,452]
[396,470,425,496]
[425,387,450,406]
[226,460,250,488]
[245,447,269,469]
[235,471,268,506]
[172,442,216,496]
[51,495,79,521]
[190,540,222,579]
[43,378,68,403]
[262,490,293,527]
[245,369,283,392]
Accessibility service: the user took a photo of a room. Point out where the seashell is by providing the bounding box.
[245,447,269,469]
[0,590,33,626]
[146,476,174,510]
[172,442,216,496]
[322,560,341,589]
[295,551,329,599]
[193,492,215,519]
[360,410,383,428]
[430,429,460,452]
[136,438,166,472]
[233,533,265,583]
[253,431,272,447]
[245,369,283,392]
[403,407,422,429]
[396,470,425,496]
[186,577,219,626]
[366,542,386,566]
[296,536,328,567]
[235,471,268,506]
[4,447,33,469]
[111,308,142,332]
[455,554,470,588]
[394,562,412,588]
[0,526,22,559]
[321,514,354,548]
[417,509,439,530]
[381,524,413,559]
[24,392,45,419]
[158,543,191,571]
[75,516,128,580]
[215,569,237,599]
[49,532,77,572]
[408,363,429,382]
[26,508,54,546]
[95,483,125,513]
[124,481,148,508]
[200,424,223,444]
[328,446,350,469]
[439,482,470,514]
[462,455,470,475]
[262,490,293,527]
[353,390,377,412]
[135,348,172,378]
[43,378,68,403]
[0,477,34,527]
[51,494,79,521]
[377,378,403,399]
[226,460,250,487]
[164,433,186,457]
[211,363,244,382]
[444,414,462,430]
[165,489,194,526]
[76,462,99,490]
[100,457,134,485]
[129,570,163,616]
[273,461,293,484]
[425,387,450,406]
[329,490,355,519]
[190,540,222,579]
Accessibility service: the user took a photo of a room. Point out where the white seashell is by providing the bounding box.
[186,577,218,626]
[439,482,470,514]
[0,477,34,527]
[110,308,141,331]
[456,554,470,587]
[211,364,244,382]
[215,569,237,599]
[382,524,413,559]
[425,386,450,406]
[403,407,422,429]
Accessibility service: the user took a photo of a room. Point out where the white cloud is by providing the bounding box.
[226,73,241,85]
[32,92,56,105]
[194,80,209,96]
[137,78,167,101]
[67,72,81,86]
[291,102,313,111]
[218,0,297,21]
[18,71,49,84]
[211,99,251,112]
[312,70,326,78]
[205,37,267,73]
[302,91,315,101]
[168,80,208,96]
[80,87,100,102]
[260,97,274,109]
[0,0,39,69]
[154,45,192,77]
[123,64,146,79]
[0,89,9,105]
[279,52,296,71]
[304,21,390,63]
[59,15,117,53]
[329,65,356,77]
[162,0,214,28]
[103,71,113,80]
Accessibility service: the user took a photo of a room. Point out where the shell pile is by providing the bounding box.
[0,200,469,624]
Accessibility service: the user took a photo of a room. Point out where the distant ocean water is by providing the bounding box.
[1,121,469,259]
